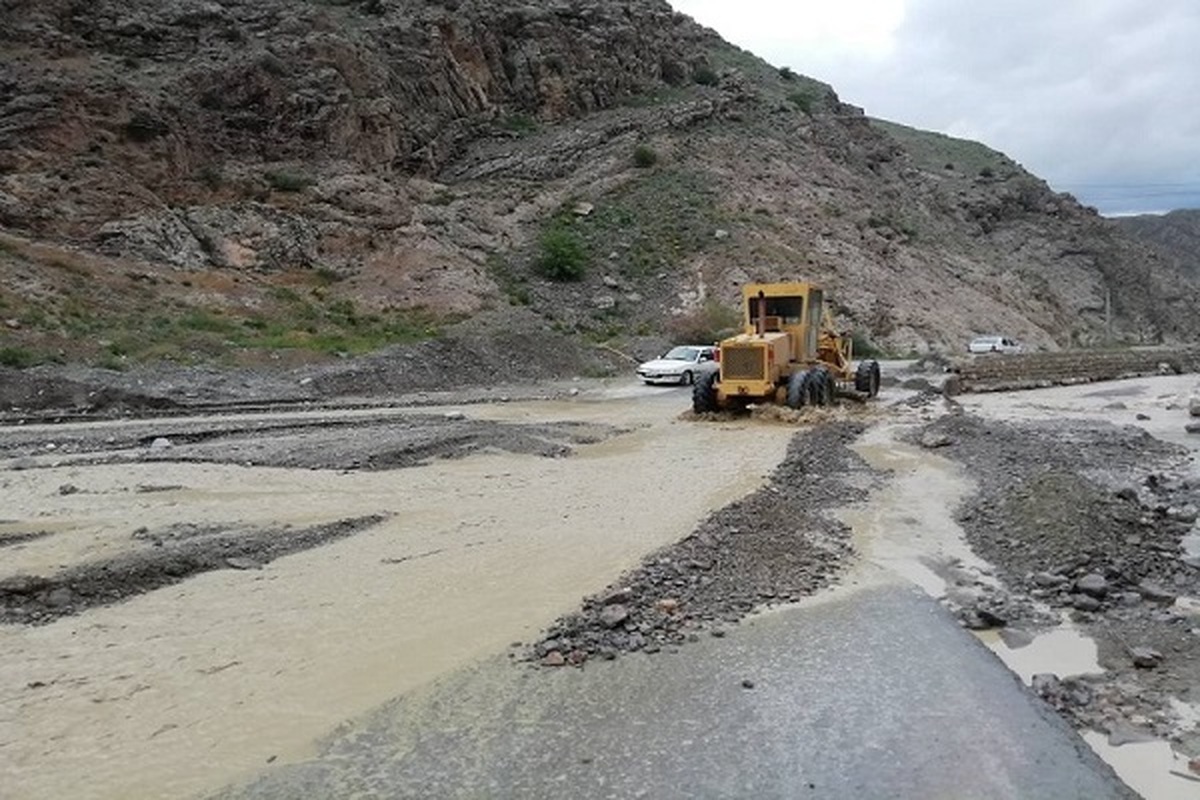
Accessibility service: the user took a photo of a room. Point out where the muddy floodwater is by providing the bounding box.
[0,386,792,799]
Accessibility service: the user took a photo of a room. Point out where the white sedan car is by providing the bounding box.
[968,336,1023,354]
[636,345,719,385]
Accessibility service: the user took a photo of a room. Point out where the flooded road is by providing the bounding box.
[0,383,792,800]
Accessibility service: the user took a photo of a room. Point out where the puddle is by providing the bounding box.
[841,424,991,596]
[1082,733,1200,800]
[976,625,1102,683]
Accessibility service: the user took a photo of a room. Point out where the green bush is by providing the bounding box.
[632,144,658,169]
[788,90,818,114]
[500,114,538,135]
[693,66,720,87]
[851,331,886,358]
[778,66,796,82]
[667,299,741,344]
[0,347,36,368]
[264,170,315,192]
[536,226,588,281]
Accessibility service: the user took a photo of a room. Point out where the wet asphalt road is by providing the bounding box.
[215,580,1134,800]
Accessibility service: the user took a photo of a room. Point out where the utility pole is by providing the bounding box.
[1104,287,1112,345]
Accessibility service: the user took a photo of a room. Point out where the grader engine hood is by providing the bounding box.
[719,332,789,382]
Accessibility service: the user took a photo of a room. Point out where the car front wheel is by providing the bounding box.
[681,370,694,386]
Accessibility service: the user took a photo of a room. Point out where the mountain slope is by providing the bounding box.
[1,0,1197,369]
[1114,209,1200,280]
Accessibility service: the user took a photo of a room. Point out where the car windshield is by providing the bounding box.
[662,347,699,361]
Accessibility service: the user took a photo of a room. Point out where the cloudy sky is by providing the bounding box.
[669,0,1200,215]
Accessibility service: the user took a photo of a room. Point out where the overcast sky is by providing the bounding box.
[669,0,1200,215]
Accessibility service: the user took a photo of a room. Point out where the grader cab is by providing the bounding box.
[692,282,880,413]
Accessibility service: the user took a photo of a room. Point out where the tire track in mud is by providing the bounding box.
[0,514,387,625]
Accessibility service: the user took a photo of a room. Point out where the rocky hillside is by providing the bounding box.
[2,0,1199,371]
[1114,209,1200,280]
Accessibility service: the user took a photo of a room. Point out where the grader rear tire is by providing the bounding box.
[811,368,834,406]
[786,370,811,409]
[692,371,719,413]
[855,359,881,398]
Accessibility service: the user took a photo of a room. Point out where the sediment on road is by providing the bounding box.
[913,412,1200,759]
[530,420,880,666]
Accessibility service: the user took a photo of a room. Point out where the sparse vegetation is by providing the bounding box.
[632,144,658,169]
[124,111,168,142]
[693,65,719,86]
[560,170,726,279]
[264,170,316,193]
[667,299,741,344]
[536,226,588,281]
[0,347,37,368]
[778,66,796,82]
[197,164,224,189]
[500,114,538,135]
[851,331,886,359]
[788,89,818,114]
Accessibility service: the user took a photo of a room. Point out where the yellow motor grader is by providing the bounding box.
[692,281,880,413]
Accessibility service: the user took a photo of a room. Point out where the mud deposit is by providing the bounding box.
[0,411,623,471]
[915,413,1200,757]
[0,515,386,624]
[531,421,877,663]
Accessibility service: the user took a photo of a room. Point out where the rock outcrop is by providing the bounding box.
[1,0,1198,366]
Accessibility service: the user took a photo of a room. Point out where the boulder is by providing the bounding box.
[1075,573,1109,598]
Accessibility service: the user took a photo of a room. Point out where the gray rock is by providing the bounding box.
[1187,422,1200,435]
[1190,396,1200,417]
[1075,573,1109,598]
[1130,647,1163,668]
[149,437,172,450]
[1071,594,1102,612]
[1137,581,1176,603]
[1107,724,1158,746]
[903,377,933,392]
[1032,572,1069,588]
[45,587,73,608]
[920,432,952,449]
[998,628,1034,649]
[1167,505,1198,524]
[598,604,629,628]
[225,557,262,570]
[58,483,80,495]
[1031,673,1060,698]
[443,411,467,421]
[1135,413,1151,421]
[1115,592,1143,607]
[541,650,566,667]
[601,588,633,606]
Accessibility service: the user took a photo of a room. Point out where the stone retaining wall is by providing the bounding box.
[951,347,1200,393]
